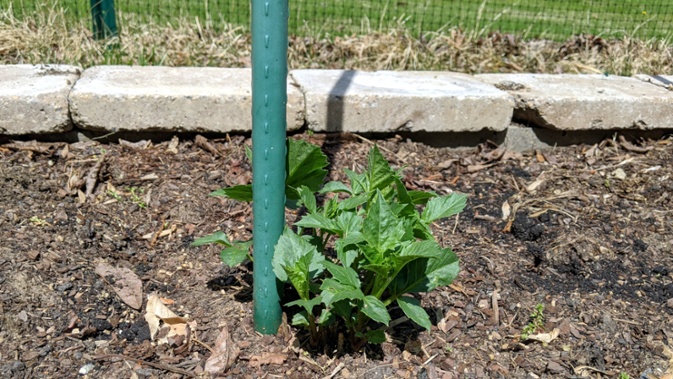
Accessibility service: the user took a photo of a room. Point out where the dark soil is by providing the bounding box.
[1,133,672,379]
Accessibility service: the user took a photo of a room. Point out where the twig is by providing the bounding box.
[322,362,345,379]
[93,354,196,378]
[195,135,224,157]
[492,289,500,326]
[349,133,394,154]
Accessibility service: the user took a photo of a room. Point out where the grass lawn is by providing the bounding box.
[3,0,672,39]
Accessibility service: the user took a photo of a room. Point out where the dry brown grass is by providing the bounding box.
[2,5,673,76]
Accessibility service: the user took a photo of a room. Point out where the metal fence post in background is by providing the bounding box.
[251,0,288,334]
[90,0,118,40]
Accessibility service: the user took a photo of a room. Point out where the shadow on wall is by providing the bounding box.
[326,70,356,133]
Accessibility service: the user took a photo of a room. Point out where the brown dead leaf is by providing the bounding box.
[249,352,287,367]
[526,328,560,344]
[95,263,143,310]
[204,324,240,374]
[144,293,189,341]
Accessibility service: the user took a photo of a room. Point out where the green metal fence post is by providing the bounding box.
[90,0,118,40]
[251,0,288,334]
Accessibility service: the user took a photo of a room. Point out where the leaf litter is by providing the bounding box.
[0,132,671,378]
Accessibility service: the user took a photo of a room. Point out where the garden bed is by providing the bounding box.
[0,132,672,378]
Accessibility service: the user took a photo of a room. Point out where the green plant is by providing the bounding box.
[618,372,630,379]
[194,140,466,350]
[128,187,147,208]
[521,304,545,340]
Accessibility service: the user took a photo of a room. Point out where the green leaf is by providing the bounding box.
[389,248,459,296]
[319,181,352,195]
[272,229,325,298]
[297,185,317,213]
[337,193,367,211]
[398,240,442,260]
[285,296,322,313]
[323,261,360,288]
[421,193,468,223]
[362,296,391,325]
[408,190,436,205]
[394,177,412,204]
[345,169,369,195]
[367,146,396,191]
[397,296,432,330]
[362,191,405,253]
[291,312,310,326]
[244,144,253,162]
[286,139,329,198]
[191,231,231,247]
[336,211,362,237]
[426,247,460,289]
[209,185,253,202]
[320,278,364,306]
[366,329,387,344]
[220,241,252,267]
[295,213,339,234]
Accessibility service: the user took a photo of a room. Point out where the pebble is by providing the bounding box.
[78,363,95,375]
[666,298,673,309]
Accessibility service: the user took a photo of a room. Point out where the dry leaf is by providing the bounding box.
[144,293,188,341]
[501,200,511,220]
[526,328,560,344]
[204,324,240,374]
[95,263,143,310]
[167,136,179,154]
[249,353,287,367]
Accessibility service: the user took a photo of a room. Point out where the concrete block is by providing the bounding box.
[69,66,304,133]
[0,65,80,135]
[291,70,513,133]
[476,74,673,130]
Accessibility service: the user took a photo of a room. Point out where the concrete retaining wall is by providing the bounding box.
[1,64,672,150]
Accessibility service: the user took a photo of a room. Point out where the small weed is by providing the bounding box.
[521,304,545,340]
[128,187,147,209]
[618,372,630,379]
[106,189,123,201]
[29,216,48,226]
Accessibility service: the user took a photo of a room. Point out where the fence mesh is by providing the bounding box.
[3,0,673,40]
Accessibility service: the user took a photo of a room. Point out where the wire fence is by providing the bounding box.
[3,0,673,40]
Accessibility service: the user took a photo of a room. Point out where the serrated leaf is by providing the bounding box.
[398,240,442,260]
[319,181,352,195]
[389,248,459,296]
[367,146,396,191]
[408,190,436,205]
[295,213,339,234]
[362,191,405,253]
[291,312,310,326]
[191,231,231,247]
[297,185,317,213]
[285,296,322,313]
[394,177,412,204]
[345,169,369,195]
[366,329,387,344]
[337,193,367,211]
[286,139,328,198]
[421,193,468,223]
[362,296,391,325]
[320,278,364,306]
[336,211,362,236]
[323,261,360,288]
[272,229,325,299]
[220,242,252,267]
[209,185,253,202]
[426,247,460,289]
[397,296,431,330]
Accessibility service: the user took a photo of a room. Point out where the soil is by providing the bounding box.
[1,132,672,379]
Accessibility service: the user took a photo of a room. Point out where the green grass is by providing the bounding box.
[3,0,673,40]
